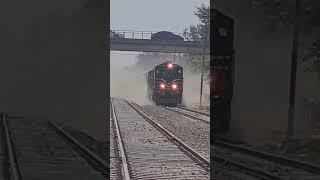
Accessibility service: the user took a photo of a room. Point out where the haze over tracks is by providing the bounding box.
[111,98,209,179]
[133,103,210,160]
[164,106,210,124]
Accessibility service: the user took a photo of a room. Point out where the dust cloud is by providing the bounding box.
[110,63,151,105]
[183,71,210,107]
[110,55,210,107]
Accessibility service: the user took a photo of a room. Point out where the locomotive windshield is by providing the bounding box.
[156,68,183,82]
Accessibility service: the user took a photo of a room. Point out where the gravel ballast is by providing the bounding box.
[135,104,210,160]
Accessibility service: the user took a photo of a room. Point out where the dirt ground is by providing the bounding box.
[250,119,320,165]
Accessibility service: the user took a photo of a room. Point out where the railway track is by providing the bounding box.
[110,105,121,180]
[2,113,107,180]
[137,103,210,160]
[162,106,210,124]
[178,106,210,116]
[110,98,209,180]
[214,140,320,180]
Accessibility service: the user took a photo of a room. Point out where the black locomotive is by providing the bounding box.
[146,61,183,106]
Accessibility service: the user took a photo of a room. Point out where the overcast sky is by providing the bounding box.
[110,0,209,68]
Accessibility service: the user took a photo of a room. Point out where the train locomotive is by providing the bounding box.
[146,61,183,106]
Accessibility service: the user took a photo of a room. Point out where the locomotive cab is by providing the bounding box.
[146,61,183,106]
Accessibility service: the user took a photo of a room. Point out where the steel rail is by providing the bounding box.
[2,113,22,180]
[49,120,109,174]
[110,98,131,180]
[214,155,284,180]
[216,140,320,175]
[178,106,210,116]
[163,106,209,124]
[126,101,210,168]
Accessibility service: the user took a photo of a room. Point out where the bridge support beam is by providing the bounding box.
[110,39,210,54]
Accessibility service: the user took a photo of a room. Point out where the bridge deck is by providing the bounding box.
[110,38,210,53]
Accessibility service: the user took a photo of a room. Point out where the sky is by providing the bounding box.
[110,0,209,68]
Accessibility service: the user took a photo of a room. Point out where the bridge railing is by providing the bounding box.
[109,30,192,41]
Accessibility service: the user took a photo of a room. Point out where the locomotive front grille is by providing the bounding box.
[158,96,179,104]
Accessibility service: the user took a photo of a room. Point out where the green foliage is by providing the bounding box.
[195,3,210,24]
[180,3,210,77]
[183,3,210,42]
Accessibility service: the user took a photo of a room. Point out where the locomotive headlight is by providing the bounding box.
[171,84,178,90]
[167,63,173,68]
[160,83,165,89]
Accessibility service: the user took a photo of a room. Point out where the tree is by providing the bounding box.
[183,3,210,42]
[181,3,210,76]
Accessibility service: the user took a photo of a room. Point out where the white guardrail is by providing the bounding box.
[109,30,192,41]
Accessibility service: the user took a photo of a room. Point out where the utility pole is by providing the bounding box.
[287,0,301,143]
[199,24,207,108]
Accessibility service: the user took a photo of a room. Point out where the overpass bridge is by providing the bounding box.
[109,30,210,54]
